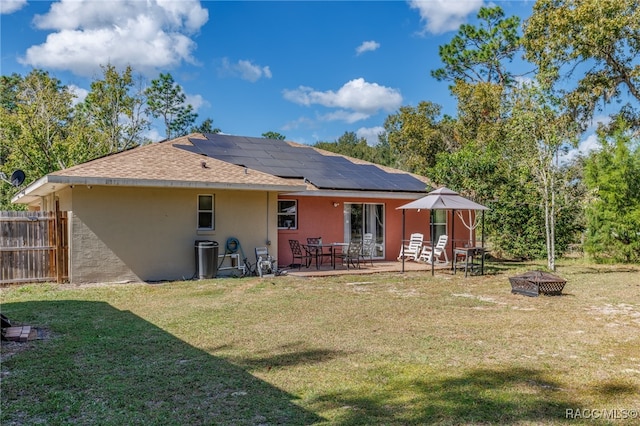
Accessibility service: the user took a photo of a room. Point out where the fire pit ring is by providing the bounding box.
[509,271,566,297]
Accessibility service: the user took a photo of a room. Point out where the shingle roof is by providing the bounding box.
[12,134,306,204]
[13,133,431,205]
[48,134,304,189]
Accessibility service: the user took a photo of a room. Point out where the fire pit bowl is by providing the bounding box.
[509,271,566,297]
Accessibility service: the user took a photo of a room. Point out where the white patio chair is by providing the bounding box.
[397,233,424,261]
[418,235,449,265]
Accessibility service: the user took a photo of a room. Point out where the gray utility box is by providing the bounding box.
[195,240,219,279]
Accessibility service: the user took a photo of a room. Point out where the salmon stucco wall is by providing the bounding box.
[277,195,478,267]
[276,195,430,266]
[59,185,278,283]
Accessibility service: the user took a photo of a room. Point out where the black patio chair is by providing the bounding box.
[288,239,312,269]
[306,237,332,267]
[335,241,362,269]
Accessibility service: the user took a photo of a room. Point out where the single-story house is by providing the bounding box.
[12,133,476,283]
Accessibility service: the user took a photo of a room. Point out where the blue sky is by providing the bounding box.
[2,0,546,146]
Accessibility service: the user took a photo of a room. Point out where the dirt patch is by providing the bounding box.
[1,327,52,362]
[586,303,640,322]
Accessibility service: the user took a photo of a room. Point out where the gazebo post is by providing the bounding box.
[451,209,455,270]
[481,210,485,248]
[430,210,435,276]
[401,209,406,273]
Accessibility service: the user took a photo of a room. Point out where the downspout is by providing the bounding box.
[266,192,270,246]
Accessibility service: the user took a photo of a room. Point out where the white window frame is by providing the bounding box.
[277,199,297,229]
[197,194,215,230]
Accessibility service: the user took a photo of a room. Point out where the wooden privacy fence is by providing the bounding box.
[0,210,68,285]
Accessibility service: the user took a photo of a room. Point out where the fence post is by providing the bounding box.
[55,201,64,283]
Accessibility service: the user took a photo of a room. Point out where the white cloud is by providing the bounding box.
[560,114,612,163]
[514,76,535,86]
[282,78,402,122]
[282,116,315,131]
[408,0,483,34]
[356,126,385,146]
[67,84,88,106]
[18,0,208,77]
[356,40,380,55]
[584,114,613,133]
[561,133,601,164]
[218,58,272,82]
[146,128,165,143]
[319,110,371,124]
[0,0,27,14]
[578,133,602,155]
[185,93,208,112]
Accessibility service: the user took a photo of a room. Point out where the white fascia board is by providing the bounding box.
[12,175,307,204]
[11,174,50,204]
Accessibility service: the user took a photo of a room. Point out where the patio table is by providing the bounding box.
[453,247,486,277]
[306,243,348,269]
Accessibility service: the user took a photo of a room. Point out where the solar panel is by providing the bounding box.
[182,134,427,192]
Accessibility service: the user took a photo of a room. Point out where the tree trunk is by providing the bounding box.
[549,174,556,271]
[546,152,558,272]
[544,184,553,270]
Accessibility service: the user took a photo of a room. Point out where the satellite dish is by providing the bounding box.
[10,170,25,187]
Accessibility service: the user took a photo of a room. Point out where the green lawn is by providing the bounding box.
[2,260,639,425]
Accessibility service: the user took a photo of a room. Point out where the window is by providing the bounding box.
[433,210,447,242]
[198,195,214,230]
[278,200,297,229]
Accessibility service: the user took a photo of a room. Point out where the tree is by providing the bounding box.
[431,143,502,207]
[505,83,580,270]
[583,119,640,263]
[428,4,517,195]
[0,70,75,176]
[145,73,197,140]
[0,71,79,209]
[431,5,523,86]
[383,101,446,174]
[0,75,21,164]
[0,74,21,112]
[523,0,640,130]
[262,131,285,140]
[314,131,392,166]
[450,81,506,147]
[191,118,221,134]
[0,74,23,209]
[81,64,149,154]
[426,4,589,261]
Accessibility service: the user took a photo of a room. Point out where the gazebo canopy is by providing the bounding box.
[397,187,488,211]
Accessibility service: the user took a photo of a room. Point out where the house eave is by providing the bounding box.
[12,175,307,205]
[281,189,429,200]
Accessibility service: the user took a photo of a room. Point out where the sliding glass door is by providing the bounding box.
[343,203,384,258]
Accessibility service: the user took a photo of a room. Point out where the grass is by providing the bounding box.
[1,259,639,425]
